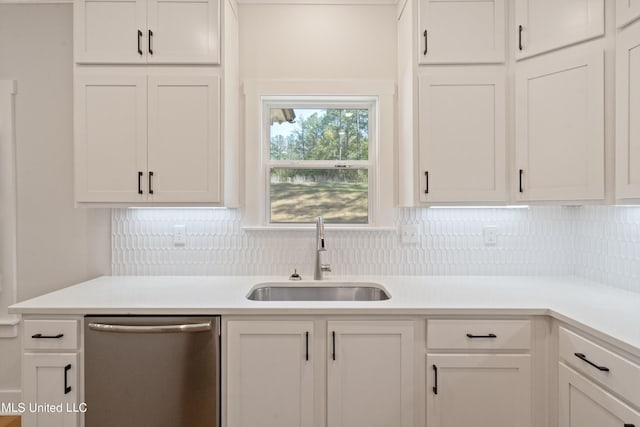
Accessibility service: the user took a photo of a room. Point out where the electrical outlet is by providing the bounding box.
[483,225,497,246]
[173,224,186,246]
[400,225,420,244]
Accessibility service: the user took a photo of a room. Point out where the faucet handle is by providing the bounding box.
[289,269,302,281]
[320,264,331,272]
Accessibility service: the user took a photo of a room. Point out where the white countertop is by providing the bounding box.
[9,275,640,355]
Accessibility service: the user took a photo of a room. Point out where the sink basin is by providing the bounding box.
[247,281,391,301]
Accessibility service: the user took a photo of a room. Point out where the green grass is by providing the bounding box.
[270,181,368,224]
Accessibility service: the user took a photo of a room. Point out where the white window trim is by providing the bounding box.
[243,79,395,229]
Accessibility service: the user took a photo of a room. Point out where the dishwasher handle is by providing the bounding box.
[87,321,212,334]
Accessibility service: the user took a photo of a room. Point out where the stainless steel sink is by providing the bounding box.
[247,282,391,301]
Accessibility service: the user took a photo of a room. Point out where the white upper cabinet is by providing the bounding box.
[418,0,505,64]
[75,73,221,203]
[617,0,640,28]
[515,0,604,60]
[515,45,604,201]
[616,20,640,200]
[74,0,220,64]
[418,68,506,203]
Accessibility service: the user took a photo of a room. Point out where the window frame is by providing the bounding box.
[263,97,377,226]
[243,80,395,230]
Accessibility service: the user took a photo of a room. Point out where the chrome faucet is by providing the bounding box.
[314,216,331,280]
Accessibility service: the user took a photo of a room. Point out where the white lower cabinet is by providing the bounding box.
[426,354,531,427]
[327,321,415,427]
[559,363,640,427]
[225,319,415,427]
[225,320,314,427]
[22,353,80,427]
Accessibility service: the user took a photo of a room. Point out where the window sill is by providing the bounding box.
[242,225,397,232]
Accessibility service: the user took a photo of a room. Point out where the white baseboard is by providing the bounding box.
[0,390,22,414]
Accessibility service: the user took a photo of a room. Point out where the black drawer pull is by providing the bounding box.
[623,424,635,427]
[574,352,610,372]
[305,331,309,361]
[432,364,438,395]
[332,331,336,361]
[148,29,154,55]
[519,169,524,193]
[64,364,72,394]
[137,30,143,55]
[423,30,428,55]
[424,171,429,194]
[466,333,497,339]
[148,171,154,195]
[138,171,143,194]
[518,25,523,51]
[32,333,64,339]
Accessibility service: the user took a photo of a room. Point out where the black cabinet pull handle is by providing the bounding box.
[137,30,143,55]
[31,333,64,339]
[432,364,438,395]
[574,353,610,372]
[332,331,336,361]
[519,169,524,193]
[138,171,143,194]
[423,30,428,55]
[624,424,635,427]
[148,171,154,195]
[148,30,153,55]
[305,331,309,361]
[424,171,429,194]
[518,25,523,50]
[64,364,72,394]
[466,333,497,339]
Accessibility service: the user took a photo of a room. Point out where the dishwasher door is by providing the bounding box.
[84,316,219,427]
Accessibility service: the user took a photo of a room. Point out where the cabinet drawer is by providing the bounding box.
[559,327,640,408]
[23,320,79,350]
[427,319,531,350]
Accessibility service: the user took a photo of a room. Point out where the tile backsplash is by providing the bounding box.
[112,206,640,292]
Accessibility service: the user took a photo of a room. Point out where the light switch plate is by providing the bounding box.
[483,225,497,246]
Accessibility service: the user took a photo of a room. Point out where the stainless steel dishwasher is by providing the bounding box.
[84,316,220,427]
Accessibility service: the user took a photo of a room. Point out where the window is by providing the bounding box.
[243,80,395,229]
[265,101,374,224]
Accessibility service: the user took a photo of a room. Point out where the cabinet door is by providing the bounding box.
[74,74,148,202]
[22,353,79,427]
[147,0,220,64]
[426,354,531,427]
[616,20,640,200]
[515,0,604,60]
[515,46,604,201]
[147,75,221,202]
[418,0,505,64]
[559,363,640,427]
[226,321,314,427]
[74,0,147,63]
[617,0,640,29]
[418,68,506,203]
[327,321,414,427]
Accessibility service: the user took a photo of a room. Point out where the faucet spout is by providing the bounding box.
[314,216,331,280]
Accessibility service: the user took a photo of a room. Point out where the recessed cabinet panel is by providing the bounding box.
[616,20,640,199]
[515,0,604,60]
[226,321,314,427]
[147,0,220,63]
[327,321,414,427]
[23,353,79,427]
[617,0,640,28]
[147,76,221,202]
[418,0,505,64]
[426,354,531,427]
[74,0,147,64]
[515,46,604,201]
[559,363,640,427]
[418,69,506,203]
[74,75,148,202]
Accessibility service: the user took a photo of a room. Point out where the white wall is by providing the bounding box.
[239,4,397,80]
[0,4,111,398]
